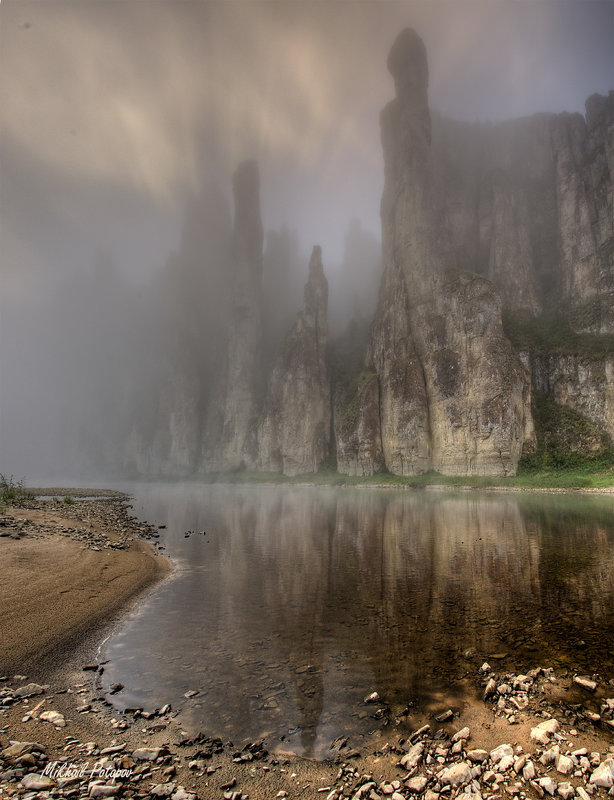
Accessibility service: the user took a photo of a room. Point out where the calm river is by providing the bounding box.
[99,484,614,758]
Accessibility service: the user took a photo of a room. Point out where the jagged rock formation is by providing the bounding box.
[333,368,384,476]
[121,32,612,480]
[431,93,614,334]
[345,28,534,477]
[203,161,264,471]
[258,246,331,476]
[427,92,614,447]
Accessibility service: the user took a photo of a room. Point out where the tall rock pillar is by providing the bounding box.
[204,160,264,470]
[373,28,534,476]
[258,246,331,476]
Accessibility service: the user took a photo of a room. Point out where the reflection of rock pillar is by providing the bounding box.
[296,663,324,758]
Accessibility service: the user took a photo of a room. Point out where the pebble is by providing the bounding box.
[451,727,471,743]
[556,754,574,775]
[539,776,558,796]
[132,746,161,761]
[573,676,598,693]
[13,683,47,698]
[150,782,176,796]
[21,773,56,790]
[400,742,424,769]
[490,744,514,763]
[589,758,614,788]
[38,709,66,727]
[406,776,429,793]
[438,761,473,786]
[531,719,560,745]
[88,783,119,797]
[467,750,489,763]
[171,788,196,800]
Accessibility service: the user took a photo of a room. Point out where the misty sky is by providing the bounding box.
[1,0,612,295]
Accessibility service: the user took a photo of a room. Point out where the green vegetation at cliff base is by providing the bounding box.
[204,395,614,491]
[203,462,614,491]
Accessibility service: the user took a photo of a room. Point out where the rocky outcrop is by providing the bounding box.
[333,368,384,476]
[431,92,614,335]
[258,246,331,476]
[530,354,614,441]
[362,28,534,477]
[203,161,264,471]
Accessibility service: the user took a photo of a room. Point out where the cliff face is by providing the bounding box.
[361,28,534,477]
[530,354,614,441]
[426,92,614,454]
[431,94,614,336]
[552,93,614,334]
[203,161,264,471]
[258,246,331,476]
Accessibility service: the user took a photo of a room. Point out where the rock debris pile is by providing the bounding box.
[1,661,613,800]
[0,497,161,552]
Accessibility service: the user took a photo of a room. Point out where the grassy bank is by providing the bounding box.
[203,460,614,491]
[0,474,34,509]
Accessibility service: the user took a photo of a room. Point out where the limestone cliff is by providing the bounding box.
[359,28,534,477]
[431,93,614,335]
[552,93,614,334]
[530,354,614,441]
[258,246,331,476]
[203,161,264,471]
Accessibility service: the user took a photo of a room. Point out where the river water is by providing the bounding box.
[98,483,614,758]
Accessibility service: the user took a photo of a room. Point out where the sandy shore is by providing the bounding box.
[0,495,170,677]
[1,493,613,800]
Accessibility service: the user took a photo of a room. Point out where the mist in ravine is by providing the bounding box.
[1,0,612,481]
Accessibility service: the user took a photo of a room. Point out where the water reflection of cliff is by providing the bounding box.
[104,485,614,758]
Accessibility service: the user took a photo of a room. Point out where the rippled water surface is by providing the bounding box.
[100,484,614,758]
